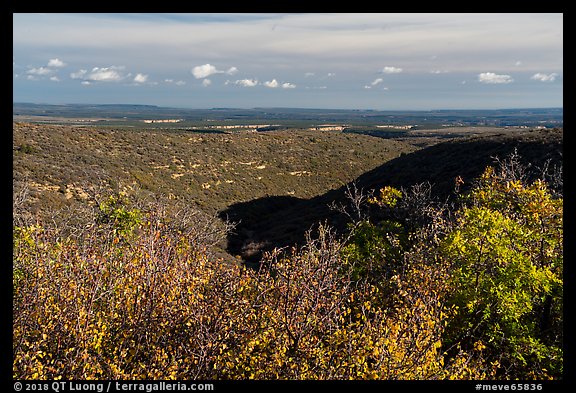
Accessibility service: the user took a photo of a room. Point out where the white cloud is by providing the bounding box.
[70,66,126,82]
[304,72,315,77]
[264,79,295,89]
[165,79,186,86]
[430,69,448,74]
[264,79,279,88]
[24,62,66,82]
[530,72,558,82]
[364,78,384,89]
[515,61,523,67]
[478,72,514,84]
[81,81,91,85]
[234,79,258,87]
[27,66,53,76]
[381,66,403,74]
[202,79,212,87]
[192,64,218,79]
[133,73,148,83]
[47,58,66,67]
[192,63,238,79]
[89,66,125,81]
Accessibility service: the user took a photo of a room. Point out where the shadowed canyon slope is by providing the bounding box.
[221,128,563,263]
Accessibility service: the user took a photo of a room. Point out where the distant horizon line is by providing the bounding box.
[13,102,564,112]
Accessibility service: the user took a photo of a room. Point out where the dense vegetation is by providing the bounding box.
[13,122,417,218]
[13,147,562,379]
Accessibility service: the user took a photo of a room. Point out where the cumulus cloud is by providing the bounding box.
[192,63,238,79]
[47,58,66,67]
[263,79,296,89]
[381,66,403,74]
[26,61,68,81]
[264,79,279,88]
[478,72,513,84]
[88,66,125,81]
[133,73,148,83]
[70,66,126,82]
[233,79,258,87]
[27,66,53,76]
[192,64,218,79]
[530,72,558,82]
[202,79,212,87]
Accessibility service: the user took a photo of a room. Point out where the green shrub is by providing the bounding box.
[338,157,563,379]
[18,144,36,154]
[97,193,142,238]
[441,166,563,379]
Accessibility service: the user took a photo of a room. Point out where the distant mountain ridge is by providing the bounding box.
[13,103,563,128]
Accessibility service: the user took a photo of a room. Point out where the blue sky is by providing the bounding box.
[13,13,563,110]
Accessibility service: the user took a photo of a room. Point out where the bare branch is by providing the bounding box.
[329,181,371,223]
